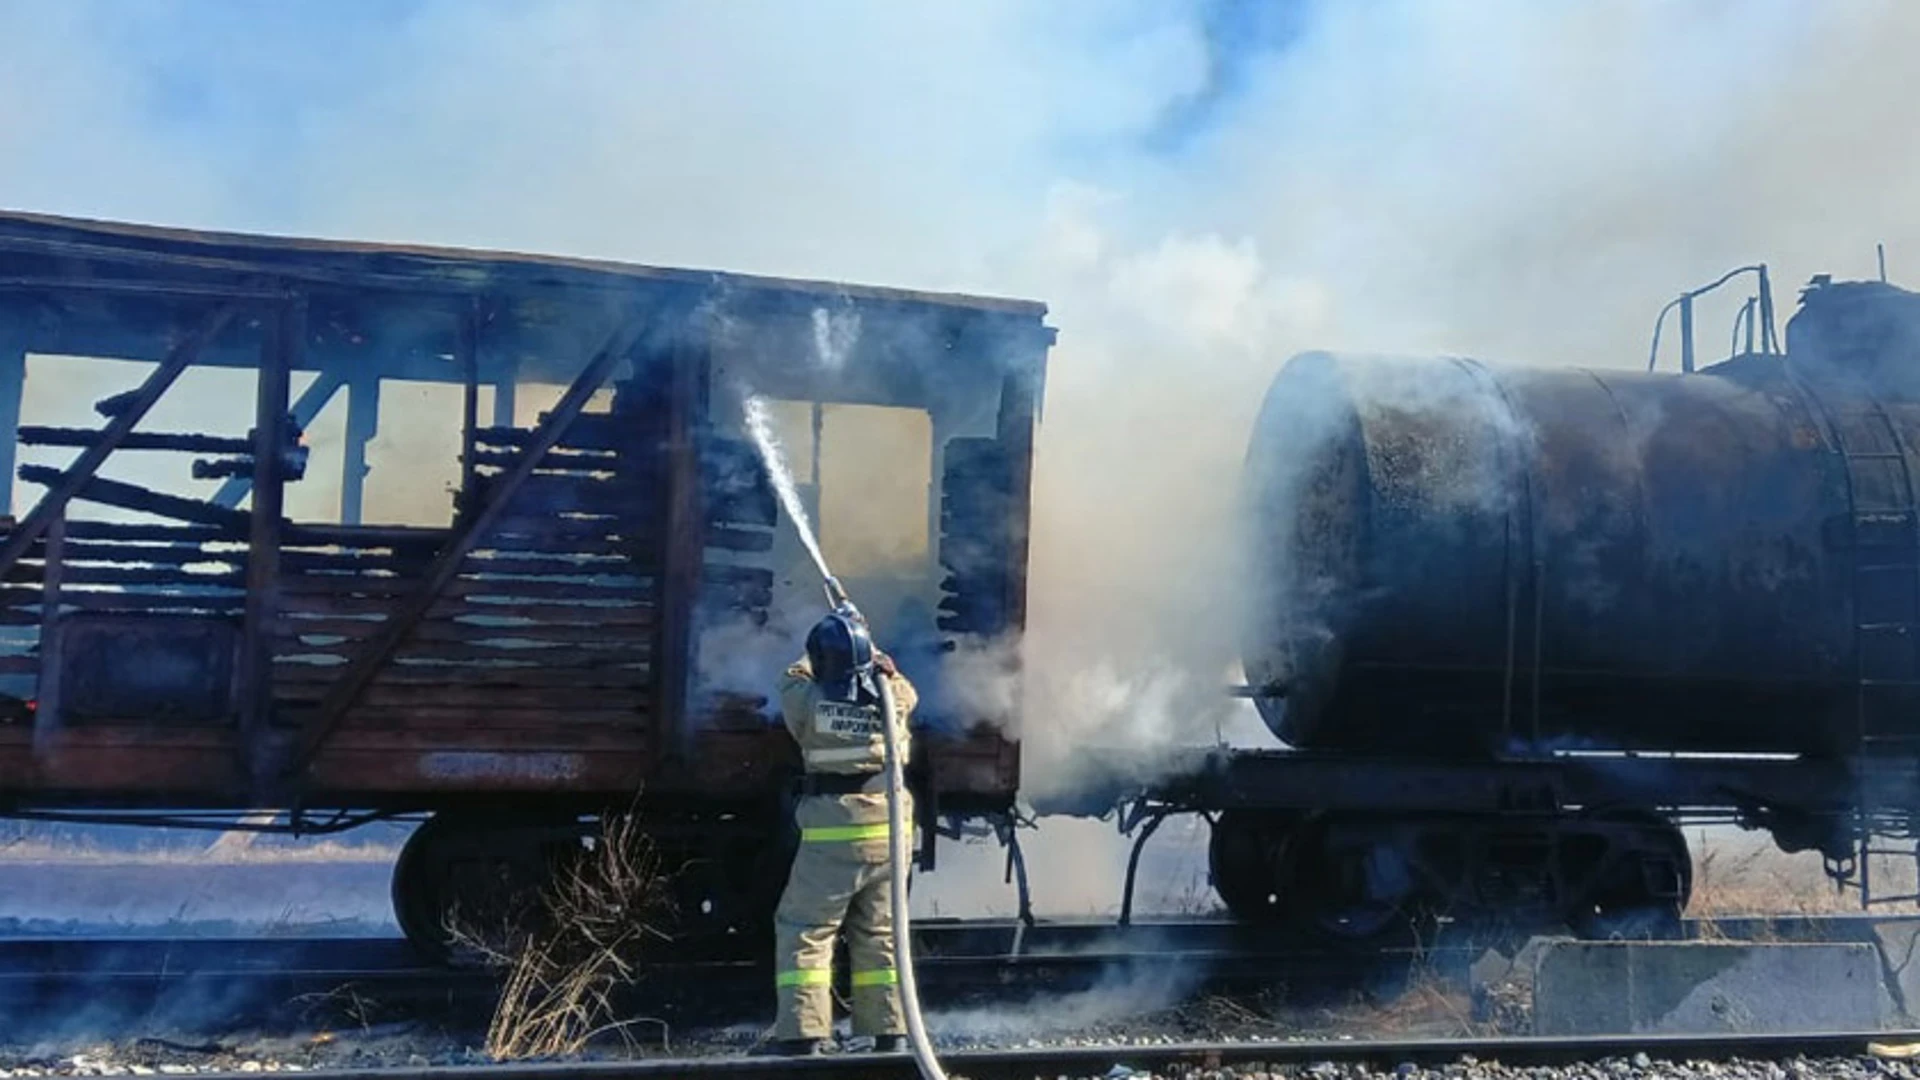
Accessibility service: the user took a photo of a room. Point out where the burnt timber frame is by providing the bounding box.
[212,368,345,510]
[241,299,300,786]
[0,208,1055,823]
[283,314,649,776]
[0,302,242,583]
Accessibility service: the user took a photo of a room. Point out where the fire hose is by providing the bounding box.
[876,669,947,1079]
[828,577,948,1078]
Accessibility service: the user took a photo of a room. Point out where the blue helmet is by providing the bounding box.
[807,610,876,702]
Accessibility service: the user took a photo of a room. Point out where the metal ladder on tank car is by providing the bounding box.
[1821,395,1920,905]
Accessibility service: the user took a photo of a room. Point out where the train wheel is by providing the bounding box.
[1208,811,1292,921]
[640,808,795,960]
[391,810,583,965]
[1278,816,1431,946]
[1563,811,1692,941]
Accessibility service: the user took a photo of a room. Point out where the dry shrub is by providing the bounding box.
[448,812,673,1060]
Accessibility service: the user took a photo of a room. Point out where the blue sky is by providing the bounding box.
[0,0,1322,285]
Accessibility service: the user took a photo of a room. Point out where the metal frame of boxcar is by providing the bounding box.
[0,209,1054,951]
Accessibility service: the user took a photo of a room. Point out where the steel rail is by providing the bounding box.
[169,1030,1920,1080]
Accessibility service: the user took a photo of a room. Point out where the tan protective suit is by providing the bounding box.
[772,654,918,1042]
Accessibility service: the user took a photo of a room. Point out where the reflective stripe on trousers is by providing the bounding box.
[773,830,906,1039]
[774,967,895,988]
[801,822,890,843]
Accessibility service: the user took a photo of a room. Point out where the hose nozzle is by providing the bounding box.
[824,576,867,626]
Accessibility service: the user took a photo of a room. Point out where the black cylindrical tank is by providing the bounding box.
[1241,279,1920,757]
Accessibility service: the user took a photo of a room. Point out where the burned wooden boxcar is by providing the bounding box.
[0,210,1052,954]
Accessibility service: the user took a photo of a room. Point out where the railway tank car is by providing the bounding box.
[1197,270,1920,942]
[1241,274,1920,758]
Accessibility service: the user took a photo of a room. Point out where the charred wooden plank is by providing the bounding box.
[328,705,645,730]
[279,549,431,574]
[282,634,648,661]
[653,335,706,765]
[281,547,637,577]
[466,447,618,470]
[242,299,298,769]
[442,600,656,625]
[461,553,643,576]
[6,562,246,590]
[458,301,480,500]
[272,661,649,689]
[0,587,243,614]
[50,541,241,567]
[37,522,230,544]
[0,302,242,582]
[32,564,247,589]
[276,618,656,646]
[486,513,625,542]
[473,422,627,454]
[478,472,649,517]
[706,524,774,553]
[37,514,66,727]
[282,523,448,551]
[16,468,250,532]
[282,575,652,600]
[298,682,646,712]
[287,315,651,772]
[280,607,655,638]
[16,427,255,454]
[281,596,655,625]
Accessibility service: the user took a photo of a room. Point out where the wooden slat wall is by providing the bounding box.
[0,374,787,757]
[0,521,248,702]
[274,412,665,733]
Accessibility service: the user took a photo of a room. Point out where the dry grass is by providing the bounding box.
[448,813,673,1061]
[1684,835,1920,915]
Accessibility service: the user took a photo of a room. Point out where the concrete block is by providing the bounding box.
[1531,941,1882,1035]
[1873,919,1920,1024]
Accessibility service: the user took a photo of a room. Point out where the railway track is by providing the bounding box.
[3,914,1915,1034]
[0,918,1458,1032]
[65,1030,1920,1080]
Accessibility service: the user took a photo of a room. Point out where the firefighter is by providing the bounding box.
[768,606,918,1056]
